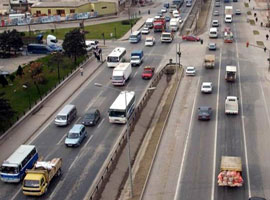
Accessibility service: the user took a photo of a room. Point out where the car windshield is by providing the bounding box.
[68,132,79,139]
[109,110,126,117]
[187,68,194,71]
[162,34,171,38]
[144,70,152,74]
[24,180,39,188]
[203,85,211,88]
[107,56,119,62]
[112,76,124,80]
[146,39,153,42]
[143,28,148,31]
[56,115,66,120]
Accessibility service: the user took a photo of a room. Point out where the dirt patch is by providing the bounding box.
[195,0,212,35]
[247,11,252,15]
[253,30,260,35]
[250,19,255,25]
[244,2,249,7]
[256,41,264,46]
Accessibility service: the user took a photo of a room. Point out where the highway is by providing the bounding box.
[141,0,270,199]
[0,1,193,200]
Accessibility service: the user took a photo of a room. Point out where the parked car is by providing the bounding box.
[212,19,219,27]
[198,106,212,120]
[145,36,155,46]
[186,66,196,76]
[215,2,220,7]
[81,108,101,126]
[65,124,87,147]
[182,35,200,41]
[235,9,241,15]
[201,82,213,93]
[213,10,219,16]
[141,27,150,34]
[208,42,217,50]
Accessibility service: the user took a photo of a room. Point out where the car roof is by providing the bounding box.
[202,82,212,86]
[187,66,195,69]
[213,19,218,22]
[70,124,84,133]
[146,36,154,39]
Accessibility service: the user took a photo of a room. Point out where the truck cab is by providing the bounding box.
[225,96,238,114]
[46,35,62,52]
[161,31,174,43]
[225,65,237,81]
[204,55,215,68]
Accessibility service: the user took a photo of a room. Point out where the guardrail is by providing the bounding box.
[85,63,179,200]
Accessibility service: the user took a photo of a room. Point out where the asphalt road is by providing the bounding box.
[142,0,270,199]
[0,2,193,200]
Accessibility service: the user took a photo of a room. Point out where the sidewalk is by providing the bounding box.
[0,58,103,163]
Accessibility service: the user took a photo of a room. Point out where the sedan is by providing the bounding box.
[212,19,219,27]
[235,9,241,15]
[82,108,100,126]
[182,35,200,41]
[145,36,155,46]
[201,82,213,93]
[215,2,220,7]
[213,10,219,16]
[165,15,171,22]
[198,106,212,120]
[208,42,217,50]
[141,27,150,34]
[161,8,167,13]
[185,66,196,76]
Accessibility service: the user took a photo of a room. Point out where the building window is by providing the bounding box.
[70,9,75,13]
[36,10,41,16]
[48,9,51,15]
[56,9,65,16]
[101,6,107,9]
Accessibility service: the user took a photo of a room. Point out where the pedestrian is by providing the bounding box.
[248,0,250,3]
[266,34,269,40]
[264,47,267,52]
[80,67,84,76]
[255,17,258,23]
[200,39,203,45]
[148,10,150,15]
[261,22,263,27]
[139,10,141,15]
[254,13,257,17]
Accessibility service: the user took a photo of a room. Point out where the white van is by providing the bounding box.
[173,10,180,18]
[55,104,77,126]
[225,14,232,23]
[209,27,218,38]
[145,18,154,28]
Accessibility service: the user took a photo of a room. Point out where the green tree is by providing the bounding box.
[62,28,86,63]
[8,29,23,55]
[0,93,15,132]
[0,75,8,87]
[0,31,9,56]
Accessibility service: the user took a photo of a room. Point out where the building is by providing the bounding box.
[30,1,117,16]
[10,0,39,13]
[0,0,10,15]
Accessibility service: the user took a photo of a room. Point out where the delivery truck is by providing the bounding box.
[153,17,166,32]
[112,63,132,86]
[130,50,144,66]
[169,18,180,31]
[225,96,239,114]
[161,31,174,43]
[217,156,243,187]
[225,65,237,81]
[204,55,215,68]
[22,158,62,196]
[225,6,233,23]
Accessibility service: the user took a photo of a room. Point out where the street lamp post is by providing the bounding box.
[22,84,31,108]
[94,83,155,197]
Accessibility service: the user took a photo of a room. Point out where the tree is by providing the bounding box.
[0,31,9,56]
[0,75,8,87]
[8,29,23,55]
[0,93,15,132]
[16,65,24,77]
[9,74,15,82]
[62,28,87,63]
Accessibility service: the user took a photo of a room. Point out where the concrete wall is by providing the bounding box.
[91,2,116,15]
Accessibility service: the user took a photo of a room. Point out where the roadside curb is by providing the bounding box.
[0,57,103,144]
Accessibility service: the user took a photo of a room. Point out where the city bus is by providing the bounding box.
[107,47,127,67]
[129,31,142,43]
[108,91,135,124]
[0,145,38,183]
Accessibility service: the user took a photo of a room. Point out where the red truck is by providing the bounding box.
[142,66,155,79]
[153,17,166,32]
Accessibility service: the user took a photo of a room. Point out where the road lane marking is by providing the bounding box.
[85,134,94,147]
[211,49,222,200]
[97,118,105,128]
[10,187,21,200]
[85,90,103,111]
[234,24,251,197]
[174,77,201,200]
[57,134,67,145]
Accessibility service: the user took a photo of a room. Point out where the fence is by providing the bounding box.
[1,11,98,27]
[85,63,178,200]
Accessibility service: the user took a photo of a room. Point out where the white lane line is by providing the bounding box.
[75,117,81,124]
[10,187,21,200]
[68,154,81,171]
[235,25,251,197]
[97,118,105,128]
[211,49,222,200]
[85,134,94,147]
[57,134,67,145]
[174,77,201,200]
[134,70,138,78]
[85,90,103,112]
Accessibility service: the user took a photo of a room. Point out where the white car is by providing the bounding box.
[201,82,213,93]
[161,8,167,13]
[235,9,241,15]
[186,66,196,76]
[212,19,219,27]
[141,27,150,34]
[85,40,98,51]
[145,36,155,46]
[213,10,219,16]
[173,10,180,18]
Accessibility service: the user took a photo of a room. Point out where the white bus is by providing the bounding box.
[0,145,38,183]
[108,91,135,124]
[107,47,127,68]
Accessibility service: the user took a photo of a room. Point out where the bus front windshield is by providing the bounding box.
[109,110,126,117]
[0,166,19,174]
[107,56,119,63]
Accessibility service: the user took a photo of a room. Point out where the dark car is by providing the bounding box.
[165,15,171,22]
[198,106,212,120]
[82,108,100,126]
